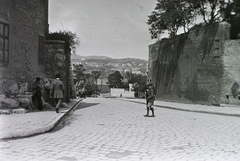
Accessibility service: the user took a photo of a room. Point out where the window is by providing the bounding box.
[0,22,9,63]
[38,35,45,64]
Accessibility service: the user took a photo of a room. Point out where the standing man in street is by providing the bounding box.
[51,73,64,113]
[144,83,156,117]
[32,77,43,111]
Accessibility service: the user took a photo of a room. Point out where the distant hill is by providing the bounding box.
[71,54,148,78]
[71,54,112,60]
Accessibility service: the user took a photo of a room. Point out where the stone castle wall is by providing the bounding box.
[148,22,240,105]
[0,0,48,95]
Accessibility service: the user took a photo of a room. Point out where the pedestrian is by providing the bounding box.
[43,78,56,107]
[70,85,73,100]
[144,83,156,117]
[32,77,43,111]
[50,74,64,113]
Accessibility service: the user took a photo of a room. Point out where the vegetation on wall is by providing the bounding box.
[47,30,80,102]
[47,29,80,54]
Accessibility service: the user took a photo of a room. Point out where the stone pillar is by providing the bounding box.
[45,40,69,102]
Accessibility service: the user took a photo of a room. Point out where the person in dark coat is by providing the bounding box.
[144,83,156,117]
[50,74,64,113]
[32,77,43,110]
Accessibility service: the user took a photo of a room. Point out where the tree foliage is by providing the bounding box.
[107,71,123,88]
[123,72,147,93]
[147,0,240,39]
[220,0,240,38]
[91,71,101,84]
[195,0,223,24]
[47,29,80,54]
[73,64,100,96]
[147,0,197,38]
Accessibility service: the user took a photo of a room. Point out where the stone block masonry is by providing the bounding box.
[222,40,240,104]
[149,22,240,105]
[0,0,74,108]
[0,0,48,95]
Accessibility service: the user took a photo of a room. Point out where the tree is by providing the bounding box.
[91,71,101,84]
[147,0,240,39]
[219,0,240,38]
[193,0,240,25]
[194,0,223,24]
[108,71,123,88]
[124,72,147,96]
[73,64,87,92]
[147,0,197,39]
[84,83,99,96]
[73,64,100,97]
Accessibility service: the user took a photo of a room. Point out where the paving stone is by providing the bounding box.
[1,98,240,160]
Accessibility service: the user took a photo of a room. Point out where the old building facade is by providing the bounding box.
[0,0,74,108]
[0,0,48,95]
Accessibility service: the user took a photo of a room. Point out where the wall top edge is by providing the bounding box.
[46,40,65,44]
[148,21,231,47]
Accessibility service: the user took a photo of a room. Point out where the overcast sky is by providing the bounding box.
[49,0,157,60]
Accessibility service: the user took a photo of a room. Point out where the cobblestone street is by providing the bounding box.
[0,98,240,161]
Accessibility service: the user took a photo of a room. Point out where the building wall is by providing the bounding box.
[0,0,48,94]
[222,40,240,104]
[110,88,125,97]
[149,22,236,105]
[110,88,134,98]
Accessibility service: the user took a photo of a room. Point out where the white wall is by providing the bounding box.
[110,88,134,98]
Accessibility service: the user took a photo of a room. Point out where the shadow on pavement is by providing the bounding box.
[74,102,99,111]
[50,102,99,133]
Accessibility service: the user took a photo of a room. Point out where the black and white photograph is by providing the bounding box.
[0,0,240,160]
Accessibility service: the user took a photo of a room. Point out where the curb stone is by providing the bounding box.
[0,100,82,140]
[123,100,240,118]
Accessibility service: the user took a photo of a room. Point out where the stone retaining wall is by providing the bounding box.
[149,22,240,105]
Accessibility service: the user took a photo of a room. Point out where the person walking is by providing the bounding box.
[144,83,156,117]
[32,77,43,111]
[50,74,64,113]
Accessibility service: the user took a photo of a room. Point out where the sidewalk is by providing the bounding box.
[119,98,240,117]
[0,99,82,140]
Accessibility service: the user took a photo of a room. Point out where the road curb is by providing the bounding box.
[50,99,82,132]
[126,100,240,117]
[0,100,82,140]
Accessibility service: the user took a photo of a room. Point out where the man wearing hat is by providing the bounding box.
[144,83,156,117]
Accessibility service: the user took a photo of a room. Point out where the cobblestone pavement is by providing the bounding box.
[0,98,240,161]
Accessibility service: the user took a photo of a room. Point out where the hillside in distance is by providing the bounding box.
[71,54,148,78]
[71,54,113,60]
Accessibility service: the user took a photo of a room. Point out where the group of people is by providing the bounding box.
[32,74,156,116]
[31,74,64,113]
